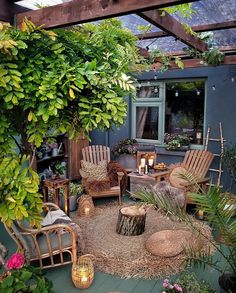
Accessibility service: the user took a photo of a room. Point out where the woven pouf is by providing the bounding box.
[145,229,192,257]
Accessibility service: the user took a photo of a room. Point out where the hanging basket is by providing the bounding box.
[78,195,95,217]
[72,254,95,289]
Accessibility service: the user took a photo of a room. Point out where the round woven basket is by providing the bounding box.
[72,255,94,289]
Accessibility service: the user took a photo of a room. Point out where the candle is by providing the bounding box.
[140,158,146,167]
[81,276,88,282]
[148,158,154,166]
[138,165,142,175]
[198,210,204,220]
[196,132,202,139]
[84,207,90,216]
[145,165,148,174]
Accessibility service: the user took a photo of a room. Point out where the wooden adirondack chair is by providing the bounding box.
[80,145,124,203]
[168,150,214,208]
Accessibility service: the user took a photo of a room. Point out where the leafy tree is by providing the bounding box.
[0,18,141,225]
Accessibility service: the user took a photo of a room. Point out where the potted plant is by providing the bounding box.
[134,183,236,293]
[0,252,53,292]
[60,182,83,212]
[51,161,66,179]
[164,133,192,151]
[49,141,59,157]
[112,138,139,169]
[70,182,84,211]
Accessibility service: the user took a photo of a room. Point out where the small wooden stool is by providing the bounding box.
[42,178,70,215]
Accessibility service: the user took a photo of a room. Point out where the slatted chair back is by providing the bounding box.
[182,150,214,178]
[82,145,111,164]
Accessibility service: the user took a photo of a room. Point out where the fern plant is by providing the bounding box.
[134,183,236,276]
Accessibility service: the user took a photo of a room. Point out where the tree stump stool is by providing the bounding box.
[116,205,146,236]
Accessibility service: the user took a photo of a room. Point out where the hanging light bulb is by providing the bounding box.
[175,90,179,97]
[196,89,200,96]
[154,74,158,80]
[154,87,158,93]
[231,77,235,82]
[212,85,216,91]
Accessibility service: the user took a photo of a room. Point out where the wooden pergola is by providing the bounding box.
[1,0,236,69]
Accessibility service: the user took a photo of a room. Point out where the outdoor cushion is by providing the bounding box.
[168,166,189,188]
[145,230,192,257]
[80,160,108,181]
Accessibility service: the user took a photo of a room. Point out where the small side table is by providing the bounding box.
[42,178,70,215]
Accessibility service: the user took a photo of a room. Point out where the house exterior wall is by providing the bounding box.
[90,64,236,191]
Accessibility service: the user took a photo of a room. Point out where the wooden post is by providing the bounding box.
[116,206,146,236]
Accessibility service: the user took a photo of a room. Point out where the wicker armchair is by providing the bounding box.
[4,203,81,269]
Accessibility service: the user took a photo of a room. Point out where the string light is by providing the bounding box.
[212,85,216,91]
[231,77,235,83]
[175,90,179,97]
[154,74,158,80]
[196,89,200,96]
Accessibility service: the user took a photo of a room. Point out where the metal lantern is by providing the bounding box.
[78,195,95,217]
[72,255,94,289]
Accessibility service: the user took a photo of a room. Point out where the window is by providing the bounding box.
[132,80,205,145]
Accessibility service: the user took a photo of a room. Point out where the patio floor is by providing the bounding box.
[0,196,223,293]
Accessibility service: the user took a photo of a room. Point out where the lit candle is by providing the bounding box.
[148,158,154,166]
[81,275,88,282]
[138,165,142,175]
[140,158,145,167]
[198,210,204,220]
[84,207,90,216]
[196,132,202,139]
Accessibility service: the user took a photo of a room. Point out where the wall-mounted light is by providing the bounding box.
[212,85,216,91]
[196,89,200,96]
[175,90,179,97]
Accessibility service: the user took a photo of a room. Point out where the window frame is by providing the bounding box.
[132,78,207,148]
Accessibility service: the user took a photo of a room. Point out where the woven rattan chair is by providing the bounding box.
[80,145,125,204]
[4,203,80,269]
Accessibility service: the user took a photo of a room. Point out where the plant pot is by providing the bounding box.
[116,154,137,170]
[61,195,78,212]
[219,273,236,293]
[51,148,59,157]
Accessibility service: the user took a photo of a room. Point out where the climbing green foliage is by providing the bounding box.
[0,18,141,154]
[0,18,141,226]
[0,154,43,226]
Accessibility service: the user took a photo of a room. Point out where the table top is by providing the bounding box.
[128,169,170,179]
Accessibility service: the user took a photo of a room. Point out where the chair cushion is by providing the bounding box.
[81,160,108,181]
[168,166,189,189]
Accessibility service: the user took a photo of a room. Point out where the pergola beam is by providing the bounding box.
[152,55,236,70]
[15,0,200,29]
[138,10,207,52]
[137,20,236,40]
[0,0,28,23]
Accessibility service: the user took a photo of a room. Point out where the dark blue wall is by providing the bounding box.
[90,64,236,191]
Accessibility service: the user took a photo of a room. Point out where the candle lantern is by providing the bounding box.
[78,195,95,217]
[72,255,94,289]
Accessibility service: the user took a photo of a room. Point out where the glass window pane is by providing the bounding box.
[137,84,160,99]
[165,81,205,144]
[136,106,159,140]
